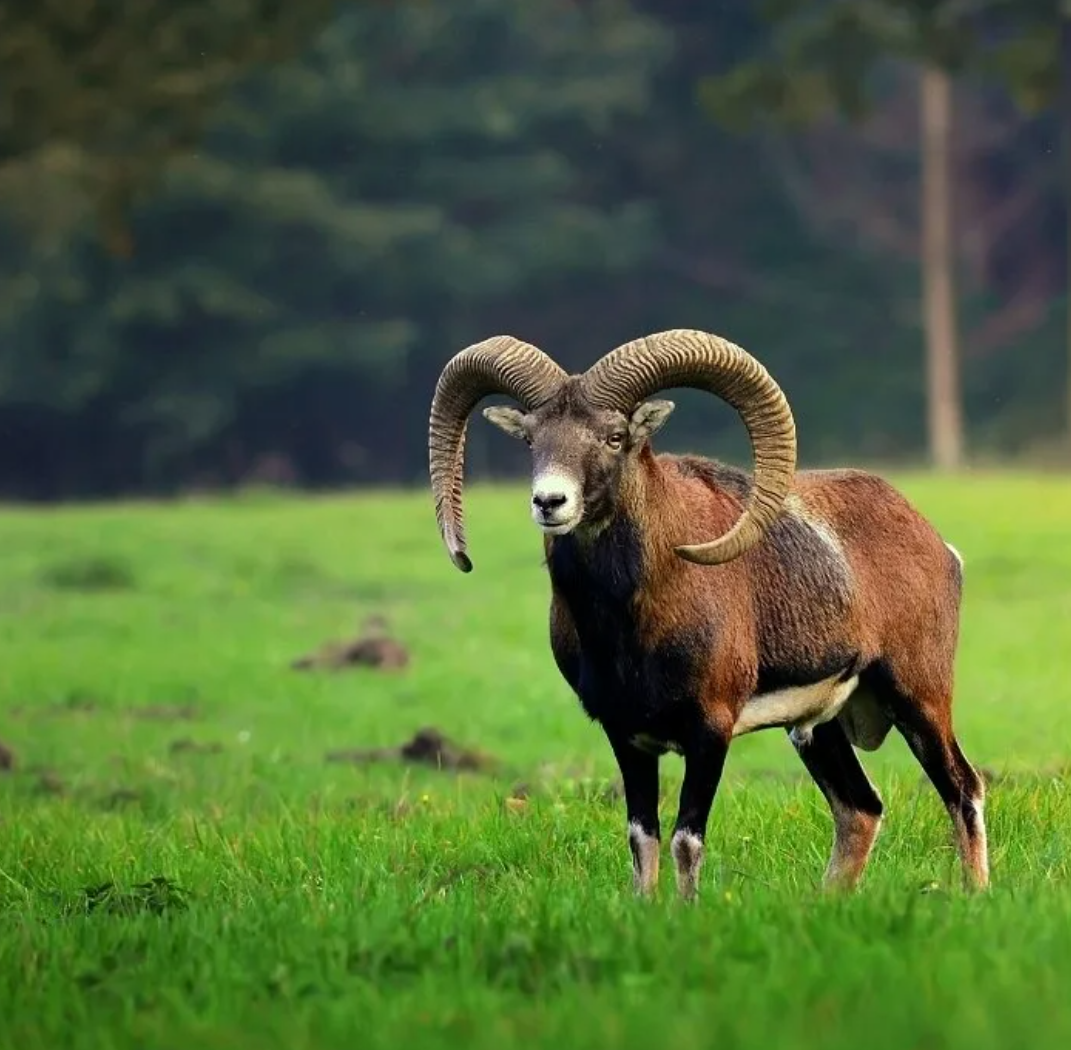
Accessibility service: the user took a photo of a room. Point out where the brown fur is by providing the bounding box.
[629,455,963,727]
[488,391,989,897]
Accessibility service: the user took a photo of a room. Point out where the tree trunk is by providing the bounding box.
[920,65,963,470]
[1061,10,1071,457]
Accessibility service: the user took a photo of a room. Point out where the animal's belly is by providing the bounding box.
[733,672,860,743]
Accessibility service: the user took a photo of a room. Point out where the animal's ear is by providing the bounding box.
[629,399,675,444]
[482,405,529,441]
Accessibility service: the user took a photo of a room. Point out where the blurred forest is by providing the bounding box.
[0,0,1066,500]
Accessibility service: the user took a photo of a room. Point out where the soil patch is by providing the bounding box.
[325,726,497,773]
[292,615,410,671]
[128,704,199,722]
[169,738,224,756]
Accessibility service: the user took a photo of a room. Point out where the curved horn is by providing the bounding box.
[580,328,796,565]
[429,335,567,572]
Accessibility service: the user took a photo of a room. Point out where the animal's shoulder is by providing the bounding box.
[655,453,849,576]
[662,456,904,513]
[661,453,752,501]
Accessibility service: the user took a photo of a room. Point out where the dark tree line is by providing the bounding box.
[0,0,1066,500]
[703,0,1068,469]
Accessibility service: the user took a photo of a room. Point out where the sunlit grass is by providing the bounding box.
[1,471,1070,1049]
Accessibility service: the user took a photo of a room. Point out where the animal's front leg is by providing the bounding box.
[671,724,730,902]
[607,733,661,896]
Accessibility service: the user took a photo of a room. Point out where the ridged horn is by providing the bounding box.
[580,328,796,565]
[429,336,567,572]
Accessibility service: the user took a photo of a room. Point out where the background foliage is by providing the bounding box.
[0,0,1066,499]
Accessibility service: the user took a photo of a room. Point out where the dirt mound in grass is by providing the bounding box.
[325,726,496,774]
[291,615,410,672]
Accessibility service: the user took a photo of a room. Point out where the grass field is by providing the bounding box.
[2,472,1070,1050]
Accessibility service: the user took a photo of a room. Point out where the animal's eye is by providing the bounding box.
[606,432,625,450]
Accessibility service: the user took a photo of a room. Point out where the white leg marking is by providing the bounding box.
[670,829,704,902]
[965,793,989,888]
[628,820,660,896]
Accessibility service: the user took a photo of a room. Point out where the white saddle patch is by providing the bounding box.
[733,672,860,744]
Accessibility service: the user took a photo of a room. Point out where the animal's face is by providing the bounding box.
[483,382,674,536]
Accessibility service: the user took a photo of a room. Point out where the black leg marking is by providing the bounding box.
[895,714,989,889]
[790,719,884,889]
[607,734,661,895]
[670,726,730,901]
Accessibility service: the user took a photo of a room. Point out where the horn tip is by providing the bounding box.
[672,542,732,567]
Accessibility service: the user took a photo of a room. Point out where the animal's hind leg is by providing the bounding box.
[899,707,988,889]
[880,673,989,890]
[789,719,884,890]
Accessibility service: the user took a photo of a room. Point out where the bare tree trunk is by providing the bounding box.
[1061,11,1071,458]
[920,65,964,470]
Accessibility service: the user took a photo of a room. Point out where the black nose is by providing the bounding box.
[532,492,567,513]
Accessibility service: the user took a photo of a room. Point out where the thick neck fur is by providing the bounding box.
[544,447,675,609]
[542,447,725,737]
[543,446,753,624]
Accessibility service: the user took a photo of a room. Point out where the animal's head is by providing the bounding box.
[480,380,675,537]
[428,329,797,573]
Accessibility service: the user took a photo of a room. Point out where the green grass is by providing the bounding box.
[1,471,1070,1050]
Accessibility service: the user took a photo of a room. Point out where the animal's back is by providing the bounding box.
[792,468,964,648]
[665,455,964,750]
[668,455,963,643]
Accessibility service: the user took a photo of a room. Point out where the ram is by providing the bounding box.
[427,328,988,901]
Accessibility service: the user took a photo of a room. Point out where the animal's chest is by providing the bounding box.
[572,625,697,730]
[549,570,704,746]
[547,525,709,749]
